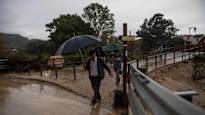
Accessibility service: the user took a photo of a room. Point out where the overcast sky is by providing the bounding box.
[0,0,204,40]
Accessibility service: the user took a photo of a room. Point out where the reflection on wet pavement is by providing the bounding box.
[0,78,111,115]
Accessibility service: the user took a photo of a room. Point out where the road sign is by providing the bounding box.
[122,36,135,41]
[122,36,142,41]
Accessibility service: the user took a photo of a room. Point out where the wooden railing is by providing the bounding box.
[133,44,205,72]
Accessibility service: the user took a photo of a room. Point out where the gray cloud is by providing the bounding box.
[0,0,204,39]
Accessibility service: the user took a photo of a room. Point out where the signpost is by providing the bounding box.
[118,23,140,107]
[122,23,129,107]
[121,36,136,60]
[121,36,136,41]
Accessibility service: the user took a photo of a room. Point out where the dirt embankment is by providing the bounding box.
[148,61,205,109]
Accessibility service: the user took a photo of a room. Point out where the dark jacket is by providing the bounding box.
[86,57,111,79]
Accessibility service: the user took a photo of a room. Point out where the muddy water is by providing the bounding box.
[0,78,111,115]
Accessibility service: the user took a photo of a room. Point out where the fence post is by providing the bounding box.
[122,23,129,107]
[173,50,176,64]
[73,64,76,80]
[52,59,58,79]
[28,63,31,76]
[155,55,157,69]
[146,57,148,72]
[55,65,58,79]
[40,62,43,76]
[136,59,139,68]
[189,50,191,60]
[164,53,167,65]
[185,50,187,60]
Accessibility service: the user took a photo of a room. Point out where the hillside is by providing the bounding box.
[0,33,43,50]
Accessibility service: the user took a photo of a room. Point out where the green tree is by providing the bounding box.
[82,3,115,39]
[45,14,94,53]
[137,13,179,51]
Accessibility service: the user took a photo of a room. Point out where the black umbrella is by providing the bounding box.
[56,35,101,55]
[56,35,102,64]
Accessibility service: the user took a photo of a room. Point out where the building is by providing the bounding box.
[180,34,204,46]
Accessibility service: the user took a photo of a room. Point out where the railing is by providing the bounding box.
[134,44,205,72]
[128,62,205,115]
[129,46,176,59]
[128,44,205,115]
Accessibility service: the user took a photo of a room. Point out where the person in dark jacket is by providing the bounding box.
[85,49,113,106]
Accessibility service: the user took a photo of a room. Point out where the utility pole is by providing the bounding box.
[122,23,128,106]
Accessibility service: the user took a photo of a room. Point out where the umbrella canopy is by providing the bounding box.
[103,43,122,51]
[56,35,102,55]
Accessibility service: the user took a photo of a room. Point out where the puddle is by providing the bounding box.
[0,77,111,115]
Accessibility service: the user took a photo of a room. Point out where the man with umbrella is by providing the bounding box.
[56,35,113,106]
[85,49,113,106]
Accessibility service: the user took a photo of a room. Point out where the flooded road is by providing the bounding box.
[0,77,111,115]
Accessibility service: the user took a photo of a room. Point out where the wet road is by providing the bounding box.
[0,78,111,115]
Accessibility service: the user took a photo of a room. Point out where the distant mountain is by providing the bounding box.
[0,33,44,50]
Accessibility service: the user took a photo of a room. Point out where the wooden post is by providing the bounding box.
[122,23,128,107]
[55,65,58,79]
[184,50,186,60]
[164,53,167,65]
[136,59,139,68]
[40,62,43,76]
[155,55,157,69]
[146,57,148,72]
[39,54,43,76]
[189,50,191,60]
[174,50,176,64]
[122,43,128,96]
[28,63,31,76]
[73,64,76,80]
[182,51,184,61]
